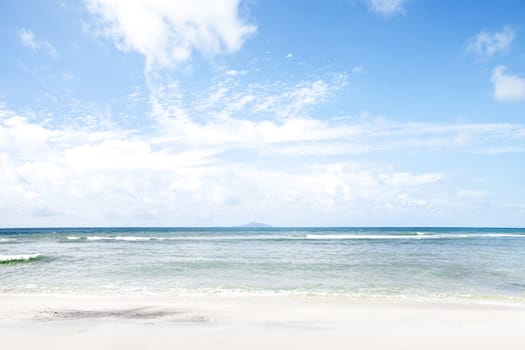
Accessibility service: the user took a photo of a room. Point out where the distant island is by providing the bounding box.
[239,222,272,228]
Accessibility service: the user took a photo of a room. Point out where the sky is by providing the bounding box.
[0,0,524,227]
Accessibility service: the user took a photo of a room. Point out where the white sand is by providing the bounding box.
[1,295,525,350]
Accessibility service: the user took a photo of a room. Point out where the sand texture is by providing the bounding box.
[1,295,525,350]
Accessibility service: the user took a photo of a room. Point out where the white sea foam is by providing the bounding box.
[115,236,153,241]
[85,236,156,241]
[306,234,420,240]
[86,236,115,241]
[486,234,525,238]
[65,233,525,242]
[0,238,15,243]
[0,254,42,263]
[81,235,301,241]
[306,233,525,240]
[157,235,302,241]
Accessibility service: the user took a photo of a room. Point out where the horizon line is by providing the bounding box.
[0,226,524,230]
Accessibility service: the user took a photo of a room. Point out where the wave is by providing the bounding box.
[0,254,43,264]
[65,236,151,241]
[63,235,305,242]
[87,236,155,241]
[57,233,525,242]
[0,238,15,243]
[305,233,525,240]
[86,235,278,241]
[486,234,525,238]
[66,236,83,240]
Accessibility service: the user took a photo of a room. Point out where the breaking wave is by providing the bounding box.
[57,233,525,242]
[0,254,44,264]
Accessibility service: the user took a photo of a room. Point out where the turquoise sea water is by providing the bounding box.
[1,227,525,303]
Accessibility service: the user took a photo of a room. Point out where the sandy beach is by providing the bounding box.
[1,295,524,350]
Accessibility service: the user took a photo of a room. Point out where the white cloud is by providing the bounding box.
[466,26,515,58]
[1,102,524,226]
[18,29,38,49]
[366,0,407,16]
[352,66,366,74]
[2,65,525,161]
[514,203,525,212]
[491,65,525,103]
[18,28,58,58]
[135,70,525,157]
[147,72,347,127]
[456,190,487,198]
[85,0,256,69]
[0,121,446,226]
[379,172,444,186]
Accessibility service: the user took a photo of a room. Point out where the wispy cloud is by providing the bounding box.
[466,25,515,58]
[18,28,58,58]
[365,0,408,16]
[85,0,256,69]
[146,70,348,128]
[352,66,366,74]
[513,203,525,212]
[491,65,525,103]
[143,70,525,156]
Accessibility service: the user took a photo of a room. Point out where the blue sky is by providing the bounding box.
[0,0,524,227]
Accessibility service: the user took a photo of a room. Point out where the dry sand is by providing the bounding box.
[1,294,525,350]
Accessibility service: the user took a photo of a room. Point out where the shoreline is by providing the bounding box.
[2,290,525,307]
[2,294,525,350]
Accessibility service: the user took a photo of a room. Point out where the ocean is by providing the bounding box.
[1,227,525,304]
